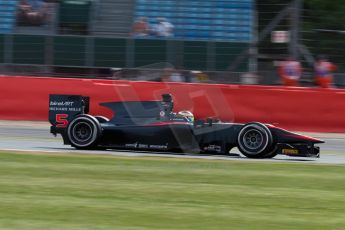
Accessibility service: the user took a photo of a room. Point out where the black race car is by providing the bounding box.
[49,94,323,159]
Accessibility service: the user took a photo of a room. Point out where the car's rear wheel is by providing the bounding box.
[67,115,102,149]
[95,116,109,123]
[237,122,274,158]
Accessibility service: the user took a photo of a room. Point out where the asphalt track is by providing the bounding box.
[0,121,345,164]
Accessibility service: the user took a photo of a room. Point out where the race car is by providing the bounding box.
[48,94,323,159]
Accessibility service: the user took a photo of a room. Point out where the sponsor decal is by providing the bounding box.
[149,144,168,150]
[50,107,68,111]
[49,101,82,112]
[50,101,75,107]
[124,142,168,150]
[203,144,221,153]
[138,144,148,148]
[125,143,138,148]
[49,107,82,112]
[49,100,81,112]
[282,149,299,155]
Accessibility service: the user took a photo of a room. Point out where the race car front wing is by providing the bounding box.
[277,143,320,158]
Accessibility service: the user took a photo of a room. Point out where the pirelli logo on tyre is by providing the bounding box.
[282,149,299,155]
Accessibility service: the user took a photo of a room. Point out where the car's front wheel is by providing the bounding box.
[237,122,274,158]
[67,115,102,149]
[262,146,278,158]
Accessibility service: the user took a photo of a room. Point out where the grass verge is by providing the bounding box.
[0,151,344,230]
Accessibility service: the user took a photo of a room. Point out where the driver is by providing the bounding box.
[177,111,194,123]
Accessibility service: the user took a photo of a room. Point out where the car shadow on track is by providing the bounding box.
[36,147,318,162]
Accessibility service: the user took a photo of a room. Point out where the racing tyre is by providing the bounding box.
[95,116,109,123]
[67,115,102,149]
[237,122,274,159]
[262,146,278,159]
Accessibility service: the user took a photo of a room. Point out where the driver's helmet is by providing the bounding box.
[177,110,194,123]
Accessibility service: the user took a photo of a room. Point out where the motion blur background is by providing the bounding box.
[0,0,344,86]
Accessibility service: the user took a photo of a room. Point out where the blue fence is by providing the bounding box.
[135,0,253,41]
[0,0,18,33]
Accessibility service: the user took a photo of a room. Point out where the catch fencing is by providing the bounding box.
[0,0,344,86]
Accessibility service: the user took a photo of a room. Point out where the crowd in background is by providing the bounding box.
[0,0,342,88]
[131,17,174,38]
[278,56,337,88]
[16,0,50,26]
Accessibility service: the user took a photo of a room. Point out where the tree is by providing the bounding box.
[303,0,345,67]
[257,0,345,67]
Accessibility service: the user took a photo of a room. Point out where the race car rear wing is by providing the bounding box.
[49,94,89,135]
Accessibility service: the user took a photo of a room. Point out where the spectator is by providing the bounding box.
[192,71,209,83]
[131,17,150,37]
[154,17,174,37]
[314,55,337,88]
[241,72,259,85]
[160,68,173,82]
[28,0,45,10]
[17,0,49,26]
[170,70,184,82]
[278,57,302,87]
[182,69,193,83]
[160,68,184,82]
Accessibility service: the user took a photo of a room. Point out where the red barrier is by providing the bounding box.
[1,76,345,132]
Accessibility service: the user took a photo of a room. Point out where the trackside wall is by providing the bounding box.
[0,76,344,132]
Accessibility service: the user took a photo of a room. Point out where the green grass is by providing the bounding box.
[0,151,344,230]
